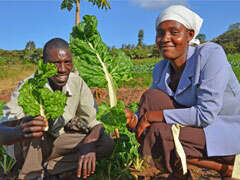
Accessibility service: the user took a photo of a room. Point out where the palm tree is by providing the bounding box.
[61,0,111,25]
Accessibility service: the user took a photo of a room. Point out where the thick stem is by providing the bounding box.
[87,42,117,107]
[40,100,48,131]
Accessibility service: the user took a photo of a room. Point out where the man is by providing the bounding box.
[0,38,114,180]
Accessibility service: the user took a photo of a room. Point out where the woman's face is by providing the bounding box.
[156,20,194,61]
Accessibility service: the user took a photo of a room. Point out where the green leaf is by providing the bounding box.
[18,60,67,123]
[0,100,6,118]
[70,15,133,107]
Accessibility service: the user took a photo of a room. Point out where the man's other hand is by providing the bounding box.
[77,143,96,179]
[20,116,48,139]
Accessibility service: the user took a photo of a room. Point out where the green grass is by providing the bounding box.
[0,64,36,79]
[118,58,161,88]
[228,53,240,80]
[0,64,36,90]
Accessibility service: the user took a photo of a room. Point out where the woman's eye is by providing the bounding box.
[157,31,165,37]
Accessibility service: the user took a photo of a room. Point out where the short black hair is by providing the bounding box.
[43,38,69,63]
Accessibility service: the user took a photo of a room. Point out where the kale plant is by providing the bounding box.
[89,101,141,179]
[18,60,67,124]
[70,15,133,107]
[70,15,143,179]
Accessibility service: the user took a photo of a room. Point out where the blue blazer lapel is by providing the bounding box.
[157,61,174,96]
[175,46,196,96]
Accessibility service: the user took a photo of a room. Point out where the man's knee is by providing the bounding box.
[96,134,114,160]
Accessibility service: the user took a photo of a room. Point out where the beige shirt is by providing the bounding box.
[0,72,101,158]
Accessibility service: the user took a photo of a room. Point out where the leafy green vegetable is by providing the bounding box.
[70,15,133,107]
[89,101,141,179]
[0,145,16,175]
[70,15,143,178]
[18,60,67,121]
[0,100,5,118]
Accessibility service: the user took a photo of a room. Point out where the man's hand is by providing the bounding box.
[20,116,48,139]
[77,124,104,179]
[124,108,137,131]
[77,143,96,179]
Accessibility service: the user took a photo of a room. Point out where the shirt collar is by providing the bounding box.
[45,79,72,97]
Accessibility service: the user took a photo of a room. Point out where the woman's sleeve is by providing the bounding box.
[163,44,230,127]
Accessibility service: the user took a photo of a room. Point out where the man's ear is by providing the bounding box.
[187,29,195,42]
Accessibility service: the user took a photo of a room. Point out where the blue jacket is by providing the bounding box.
[150,42,240,156]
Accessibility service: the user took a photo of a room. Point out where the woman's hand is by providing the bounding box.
[135,115,151,139]
[20,116,48,139]
[124,108,137,131]
[136,110,165,140]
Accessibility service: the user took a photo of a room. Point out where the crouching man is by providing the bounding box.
[0,38,114,180]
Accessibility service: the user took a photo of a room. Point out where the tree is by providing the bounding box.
[25,41,36,51]
[196,33,206,44]
[24,41,42,64]
[228,23,240,31]
[61,0,111,25]
[137,29,144,47]
[212,29,240,54]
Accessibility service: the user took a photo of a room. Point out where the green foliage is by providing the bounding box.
[196,33,206,44]
[0,47,42,65]
[0,101,5,118]
[119,45,161,59]
[70,15,133,88]
[228,22,240,31]
[18,60,67,120]
[0,146,16,175]
[61,0,75,11]
[61,0,110,11]
[90,101,141,179]
[213,29,240,54]
[118,58,160,88]
[228,53,240,80]
[70,15,133,107]
[25,41,36,51]
[137,29,144,47]
[23,48,42,64]
[0,57,6,65]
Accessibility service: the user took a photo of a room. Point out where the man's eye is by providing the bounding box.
[65,61,72,64]
[171,31,179,35]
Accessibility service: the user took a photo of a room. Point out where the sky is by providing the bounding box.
[0,0,239,50]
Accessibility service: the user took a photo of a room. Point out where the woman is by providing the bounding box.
[125,5,240,180]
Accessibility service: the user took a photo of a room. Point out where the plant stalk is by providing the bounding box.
[87,42,117,107]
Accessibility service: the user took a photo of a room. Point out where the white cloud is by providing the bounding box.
[130,0,188,10]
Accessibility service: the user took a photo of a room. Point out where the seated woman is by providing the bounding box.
[125,5,240,180]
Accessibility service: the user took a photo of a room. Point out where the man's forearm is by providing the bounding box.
[83,124,104,144]
[0,125,23,145]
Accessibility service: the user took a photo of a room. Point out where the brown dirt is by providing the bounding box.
[0,87,221,180]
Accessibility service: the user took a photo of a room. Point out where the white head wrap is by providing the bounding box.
[155,5,203,45]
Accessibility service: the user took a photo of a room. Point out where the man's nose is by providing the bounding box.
[58,63,67,73]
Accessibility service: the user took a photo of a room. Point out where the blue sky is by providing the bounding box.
[0,0,239,50]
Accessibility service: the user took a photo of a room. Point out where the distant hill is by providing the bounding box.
[212,29,240,54]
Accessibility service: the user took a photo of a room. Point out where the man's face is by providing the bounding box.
[47,47,73,89]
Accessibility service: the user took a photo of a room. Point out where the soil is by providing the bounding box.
[0,87,222,180]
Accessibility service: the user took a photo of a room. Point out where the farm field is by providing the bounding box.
[1,54,240,179]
